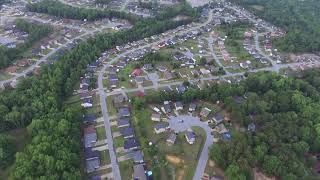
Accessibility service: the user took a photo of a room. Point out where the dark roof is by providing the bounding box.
[117,118,130,127]
[82,98,92,104]
[124,138,140,149]
[121,127,134,137]
[85,148,100,160]
[177,84,186,93]
[185,131,195,140]
[175,101,183,108]
[86,158,100,173]
[189,103,197,110]
[154,123,168,130]
[133,164,147,180]
[213,113,224,123]
[133,150,144,164]
[163,104,171,113]
[118,107,130,117]
[91,176,101,180]
[84,114,96,123]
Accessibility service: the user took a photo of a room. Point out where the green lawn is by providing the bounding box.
[106,96,117,116]
[96,126,106,140]
[119,160,134,180]
[0,73,12,81]
[131,107,207,180]
[113,137,125,148]
[100,150,111,165]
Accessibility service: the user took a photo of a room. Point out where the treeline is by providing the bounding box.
[26,0,140,24]
[155,0,198,20]
[230,0,320,52]
[0,7,193,178]
[138,71,320,179]
[0,19,52,69]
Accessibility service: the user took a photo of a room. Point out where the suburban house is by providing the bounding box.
[84,126,97,148]
[166,133,177,145]
[135,76,144,84]
[133,150,144,164]
[200,107,212,118]
[189,103,197,112]
[81,98,93,108]
[85,148,101,173]
[213,113,224,124]
[154,123,168,134]
[174,101,183,111]
[120,127,135,139]
[124,138,140,150]
[143,63,153,71]
[162,103,172,114]
[151,113,161,122]
[131,68,143,77]
[83,114,97,124]
[113,94,127,104]
[213,123,229,134]
[118,107,131,117]
[117,118,130,128]
[163,86,173,92]
[163,71,173,80]
[247,123,256,132]
[185,131,196,144]
[176,84,186,94]
[133,164,147,180]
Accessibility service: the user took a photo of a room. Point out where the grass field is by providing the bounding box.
[119,160,134,180]
[100,150,111,165]
[131,107,207,180]
[96,126,106,140]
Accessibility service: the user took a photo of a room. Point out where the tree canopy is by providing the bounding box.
[0,19,52,69]
[230,0,320,52]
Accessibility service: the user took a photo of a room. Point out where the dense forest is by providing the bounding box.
[230,0,320,53]
[0,4,196,178]
[138,70,320,179]
[0,19,52,69]
[26,0,140,24]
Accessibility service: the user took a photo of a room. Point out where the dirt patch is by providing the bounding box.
[166,155,184,165]
[254,169,275,180]
[177,166,187,180]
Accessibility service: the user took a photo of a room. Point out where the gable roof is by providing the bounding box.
[120,127,134,137]
[117,118,130,127]
[84,114,97,123]
[124,138,140,149]
[118,107,130,117]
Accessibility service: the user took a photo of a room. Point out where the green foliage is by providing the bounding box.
[144,71,320,178]
[0,5,192,178]
[231,0,320,52]
[27,0,140,24]
[0,19,52,69]
[0,135,15,168]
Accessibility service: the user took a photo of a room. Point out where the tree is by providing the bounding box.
[225,163,246,180]
[0,135,15,168]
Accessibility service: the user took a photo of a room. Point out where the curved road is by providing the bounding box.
[169,115,214,180]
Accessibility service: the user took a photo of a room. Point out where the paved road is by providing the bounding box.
[98,69,122,180]
[207,34,231,75]
[254,32,278,67]
[95,9,215,179]
[168,115,214,180]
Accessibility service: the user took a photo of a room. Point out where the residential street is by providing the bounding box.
[169,115,214,180]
